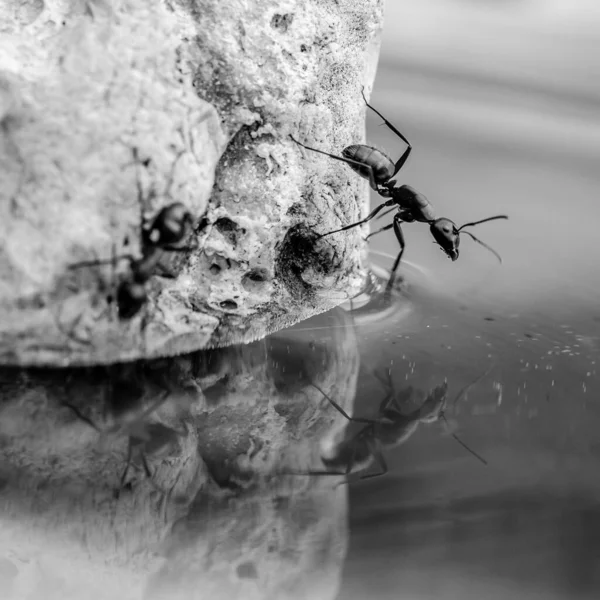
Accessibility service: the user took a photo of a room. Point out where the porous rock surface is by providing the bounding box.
[0,0,385,366]
[0,308,359,600]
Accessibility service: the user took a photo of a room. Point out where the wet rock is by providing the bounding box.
[0,0,385,366]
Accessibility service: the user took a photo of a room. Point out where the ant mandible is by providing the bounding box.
[290,87,508,291]
[69,201,197,321]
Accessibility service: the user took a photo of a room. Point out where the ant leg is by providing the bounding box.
[373,369,400,412]
[279,459,356,478]
[139,453,169,495]
[140,452,154,480]
[310,383,385,425]
[153,262,178,279]
[371,370,395,412]
[319,199,396,238]
[69,255,135,270]
[54,308,93,347]
[139,388,171,421]
[383,215,406,294]
[106,389,170,437]
[365,223,393,241]
[283,468,349,477]
[359,439,388,480]
[116,441,134,498]
[333,444,364,489]
[379,394,404,422]
[373,206,396,222]
[281,434,361,481]
[372,367,391,389]
[360,87,412,176]
[139,307,150,358]
[393,145,412,177]
[290,135,379,191]
[62,402,101,432]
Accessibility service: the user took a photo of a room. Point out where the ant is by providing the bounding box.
[290,88,507,292]
[285,368,489,483]
[69,201,197,321]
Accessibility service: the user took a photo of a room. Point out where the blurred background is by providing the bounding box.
[363,0,600,309]
[335,1,600,599]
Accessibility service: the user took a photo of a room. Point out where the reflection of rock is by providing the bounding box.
[0,360,207,599]
[147,307,359,600]
[148,489,347,600]
[0,306,358,599]
[0,0,383,367]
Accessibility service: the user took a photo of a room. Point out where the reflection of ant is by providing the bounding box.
[291,87,507,292]
[63,377,188,499]
[288,368,489,482]
[68,146,199,332]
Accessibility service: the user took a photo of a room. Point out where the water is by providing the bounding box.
[1,250,596,598]
[336,1,600,597]
[2,1,600,598]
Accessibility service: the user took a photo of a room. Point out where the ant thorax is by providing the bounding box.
[142,203,193,249]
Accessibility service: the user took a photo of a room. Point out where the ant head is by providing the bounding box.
[117,280,147,320]
[145,202,194,247]
[430,218,460,261]
[418,382,448,423]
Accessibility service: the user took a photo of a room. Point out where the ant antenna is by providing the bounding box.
[373,206,396,222]
[451,362,496,408]
[456,215,508,231]
[461,231,503,263]
[310,382,385,425]
[438,363,496,465]
[439,412,488,465]
[456,215,508,264]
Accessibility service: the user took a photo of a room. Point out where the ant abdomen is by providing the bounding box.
[342,144,394,186]
[117,280,147,320]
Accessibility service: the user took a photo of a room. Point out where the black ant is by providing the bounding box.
[69,201,197,321]
[290,88,507,292]
[284,368,489,482]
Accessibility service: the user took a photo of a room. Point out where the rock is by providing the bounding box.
[0,307,359,599]
[0,0,385,366]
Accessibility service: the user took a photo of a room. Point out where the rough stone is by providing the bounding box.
[0,0,385,366]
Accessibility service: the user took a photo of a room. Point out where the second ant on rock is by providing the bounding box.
[291,88,508,292]
[70,202,197,321]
